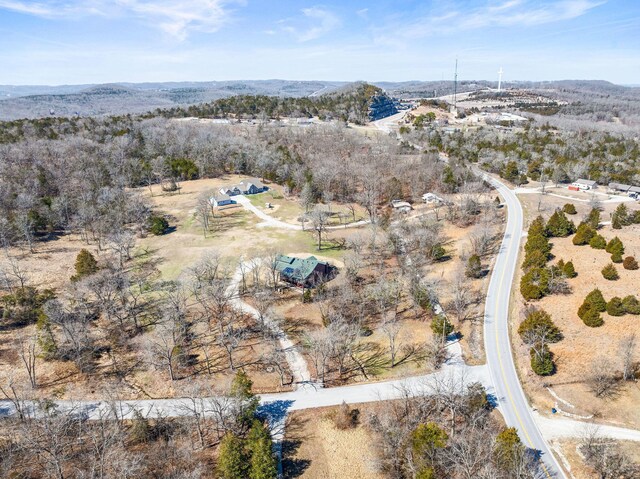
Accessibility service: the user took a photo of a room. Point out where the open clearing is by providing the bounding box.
[515,189,640,429]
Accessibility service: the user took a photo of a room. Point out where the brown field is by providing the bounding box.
[514,190,640,428]
[553,439,640,479]
[282,405,384,479]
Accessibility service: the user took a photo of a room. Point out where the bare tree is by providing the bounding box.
[309,206,330,251]
[619,333,637,381]
[18,332,38,389]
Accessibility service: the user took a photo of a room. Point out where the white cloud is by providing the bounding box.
[281,6,341,42]
[0,0,242,39]
[383,0,605,41]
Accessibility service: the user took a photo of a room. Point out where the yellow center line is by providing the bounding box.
[494,194,553,479]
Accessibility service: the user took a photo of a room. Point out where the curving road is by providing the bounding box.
[479,170,565,478]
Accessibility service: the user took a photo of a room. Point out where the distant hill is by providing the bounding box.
[0,79,637,121]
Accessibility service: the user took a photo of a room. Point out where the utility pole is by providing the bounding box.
[453,58,458,111]
[498,67,504,92]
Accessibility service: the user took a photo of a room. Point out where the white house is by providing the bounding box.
[571,179,597,191]
[422,192,444,204]
[391,200,412,213]
[210,193,235,207]
[220,178,268,197]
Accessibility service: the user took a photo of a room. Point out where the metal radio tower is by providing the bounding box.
[453,59,458,110]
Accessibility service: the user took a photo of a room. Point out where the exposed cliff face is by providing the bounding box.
[368,93,398,121]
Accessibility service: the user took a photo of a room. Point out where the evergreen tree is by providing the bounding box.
[412,422,448,472]
[606,297,625,316]
[562,203,577,215]
[612,203,630,227]
[524,233,551,258]
[584,289,607,312]
[601,263,619,280]
[605,237,624,255]
[530,344,554,375]
[494,428,525,471]
[545,209,576,237]
[71,249,98,281]
[431,315,453,337]
[589,234,606,249]
[581,306,603,327]
[129,409,153,444]
[247,421,278,479]
[587,208,601,229]
[520,268,550,300]
[501,161,520,183]
[572,222,595,245]
[622,295,640,314]
[466,254,482,279]
[523,249,548,270]
[562,260,577,278]
[518,308,562,344]
[218,433,249,479]
[148,215,169,235]
[528,215,547,237]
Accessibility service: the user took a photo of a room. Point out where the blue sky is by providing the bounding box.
[0,0,638,85]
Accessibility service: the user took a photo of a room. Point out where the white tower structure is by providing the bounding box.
[497,67,504,92]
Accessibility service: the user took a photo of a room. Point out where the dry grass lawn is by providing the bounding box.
[515,190,640,428]
[283,406,384,479]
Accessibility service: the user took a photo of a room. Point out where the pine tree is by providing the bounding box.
[520,268,550,300]
[562,203,577,215]
[501,161,520,183]
[247,421,278,479]
[572,222,595,246]
[606,297,625,316]
[612,203,630,227]
[71,249,98,281]
[545,209,576,237]
[589,234,606,249]
[530,344,554,375]
[581,305,604,327]
[605,236,624,255]
[466,254,482,278]
[587,208,601,229]
[431,315,453,337]
[602,263,619,281]
[562,261,577,278]
[494,428,525,471]
[218,433,249,479]
[518,308,562,344]
[584,289,607,312]
[622,295,640,314]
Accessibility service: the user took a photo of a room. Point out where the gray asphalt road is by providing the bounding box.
[480,171,565,478]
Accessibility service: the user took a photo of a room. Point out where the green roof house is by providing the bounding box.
[274,255,337,287]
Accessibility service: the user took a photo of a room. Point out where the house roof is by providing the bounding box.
[391,201,412,209]
[239,178,265,190]
[211,193,232,203]
[574,178,597,186]
[274,255,327,282]
[609,182,631,192]
[629,186,640,193]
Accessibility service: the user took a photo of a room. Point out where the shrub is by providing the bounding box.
[562,261,577,278]
[612,203,630,227]
[584,289,607,312]
[601,263,619,281]
[572,222,595,245]
[431,244,446,261]
[524,233,551,258]
[528,215,547,237]
[589,234,606,249]
[148,215,169,235]
[466,254,482,278]
[333,402,360,430]
[530,345,555,375]
[611,252,623,263]
[622,295,640,315]
[562,203,577,215]
[623,256,639,270]
[545,209,576,237]
[606,297,625,316]
[632,210,640,224]
[71,249,98,281]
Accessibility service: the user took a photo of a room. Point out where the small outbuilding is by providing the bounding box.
[422,192,444,204]
[570,179,597,191]
[609,182,631,194]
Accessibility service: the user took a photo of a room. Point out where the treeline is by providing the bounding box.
[405,123,640,186]
[154,82,384,125]
[0,113,473,249]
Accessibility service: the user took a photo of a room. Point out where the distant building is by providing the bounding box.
[391,200,412,213]
[570,179,597,191]
[274,255,337,288]
[210,193,235,207]
[219,178,268,197]
[422,192,444,204]
[609,182,631,194]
